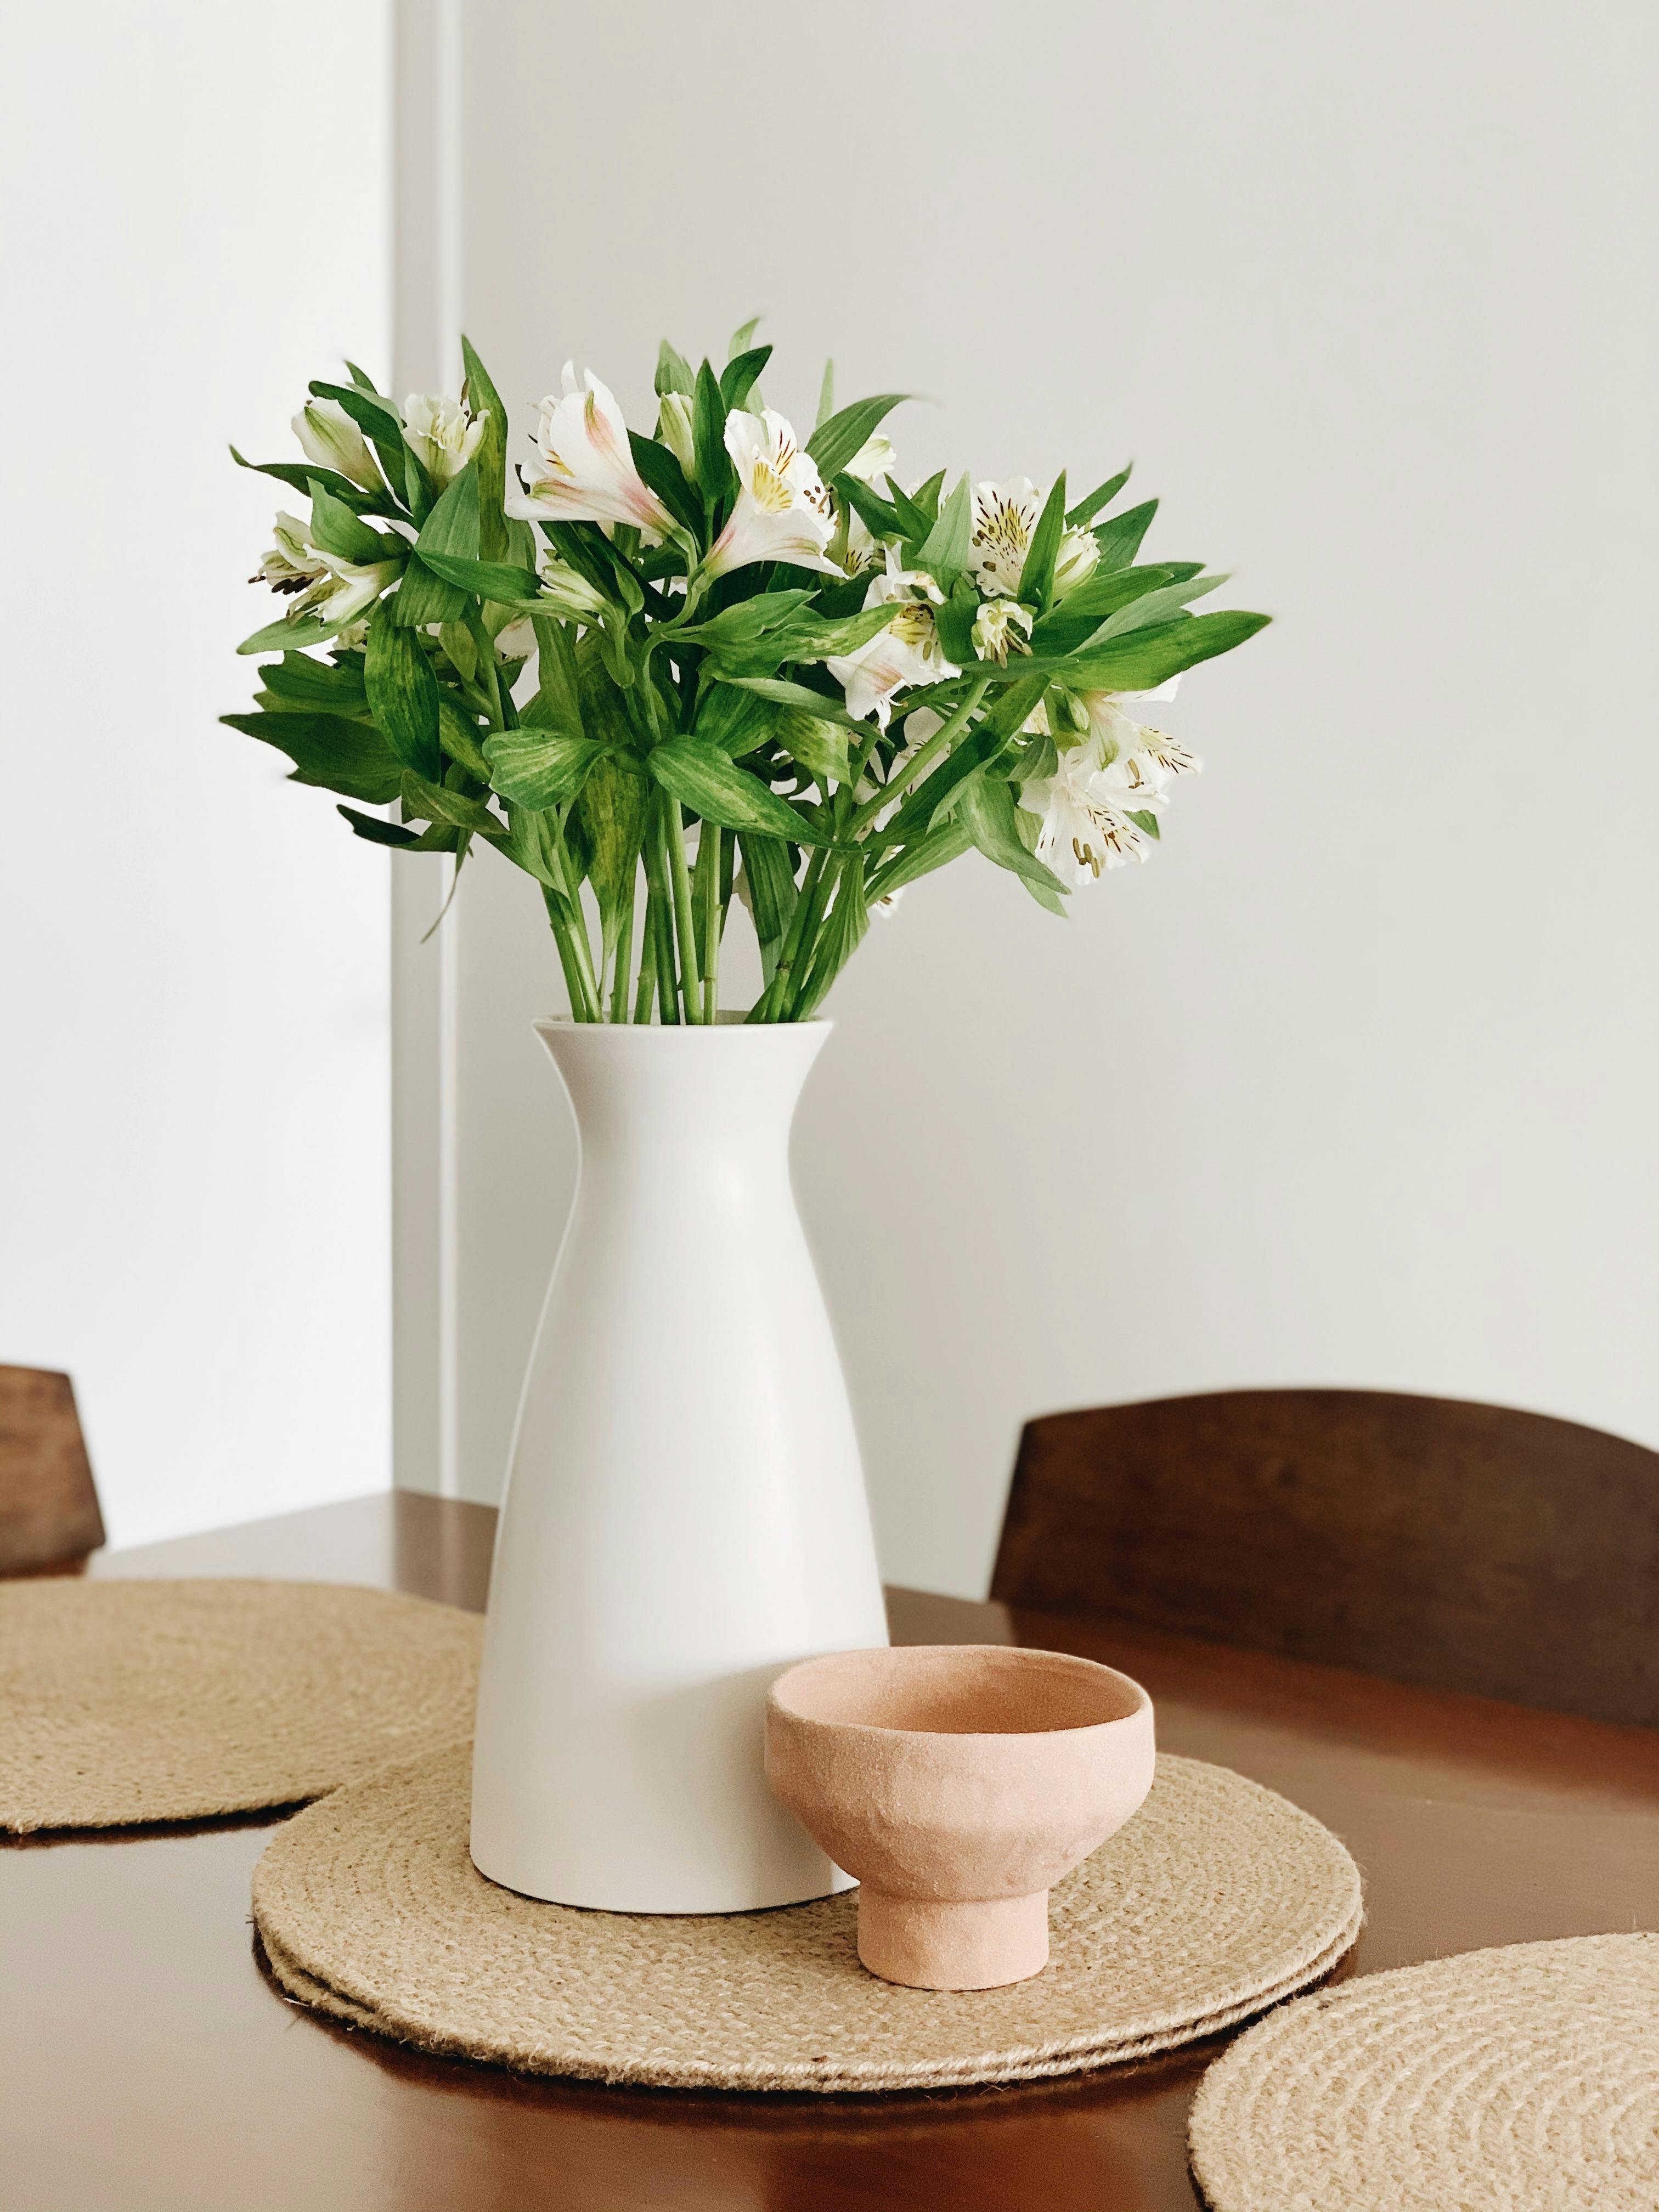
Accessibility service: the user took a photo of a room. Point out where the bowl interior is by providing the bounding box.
[772,1646,1145,1736]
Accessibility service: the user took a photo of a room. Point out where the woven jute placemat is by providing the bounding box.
[252,1743,1362,2093]
[0,1578,481,1832]
[1189,1932,1659,2211]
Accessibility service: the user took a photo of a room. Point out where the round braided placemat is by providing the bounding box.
[252,1744,1362,2092]
[0,1579,481,1831]
[1189,1933,1659,2212]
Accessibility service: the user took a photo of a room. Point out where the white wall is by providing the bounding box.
[402,0,1659,1597]
[0,5,394,1547]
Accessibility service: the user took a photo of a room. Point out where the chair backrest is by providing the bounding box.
[0,1365,105,1574]
[991,1388,1659,1726]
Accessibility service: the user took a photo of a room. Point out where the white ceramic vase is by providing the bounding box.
[469,1017,889,1913]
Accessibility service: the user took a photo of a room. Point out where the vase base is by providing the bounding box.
[467,1838,857,1917]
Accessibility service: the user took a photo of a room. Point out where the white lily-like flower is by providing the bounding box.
[657,391,696,476]
[1019,742,1153,885]
[969,477,1043,597]
[537,549,609,622]
[293,399,382,493]
[703,407,839,578]
[1052,526,1099,600]
[1082,690,1202,805]
[508,363,673,534]
[826,552,960,727]
[402,393,487,485]
[844,432,898,490]
[972,597,1032,665]
[251,511,399,631]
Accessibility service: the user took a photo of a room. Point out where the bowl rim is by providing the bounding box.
[765,1643,1153,1743]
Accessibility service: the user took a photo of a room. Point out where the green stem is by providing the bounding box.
[606,867,637,1024]
[751,847,829,1023]
[541,886,599,1022]
[662,795,704,1023]
[784,851,850,1022]
[632,909,658,1024]
[698,825,721,1022]
[546,813,601,1019]
[849,675,991,839]
[641,808,680,1024]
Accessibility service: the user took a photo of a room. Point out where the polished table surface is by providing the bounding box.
[4,1491,1656,2212]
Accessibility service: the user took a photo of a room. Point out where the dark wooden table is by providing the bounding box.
[4,1491,1656,2211]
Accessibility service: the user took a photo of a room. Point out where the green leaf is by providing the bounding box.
[1126,808,1161,839]
[695,680,777,759]
[887,478,935,543]
[460,336,510,562]
[647,740,833,845]
[956,775,1068,907]
[1082,572,1228,644]
[807,393,909,483]
[416,462,481,559]
[723,675,871,734]
[1017,473,1068,610]
[814,358,835,432]
[727,316,761,359]
[1066,468,1131,528]
[237,613,340,657]
[737,832,799,956]
[528,616,585,735]
[794,858,869,1017]
[1094,498,1159,572]
[656,340,696,398]
[337,805,422,847]
[868,815,974,899]
[400,771,503,835]
[577,752,649,926]
[1028,565,1174,656]
[676,590,816,650]
[774,709,850,788]
[627,431,701,533]
[437,696,491,778]
[483,727,606,809]
[495,802,563,889]
[913,475,973,586]
[308,377,403,445]
[303,484,398,571]
[220,710,403,804]
[1064,609,1271,691]
[692,359,733,504]
[229,445,390,516]
[255,651,368,714]
[343,361,384,396]
[719,345,772,413]
[364,603,442,780]
[415,551,541,602]
[704,600,901,680]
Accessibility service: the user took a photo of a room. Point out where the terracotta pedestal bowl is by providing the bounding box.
[764,1644,1155,1991]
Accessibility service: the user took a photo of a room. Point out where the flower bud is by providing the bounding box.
[293,400,383,493]
[657,391,697,476]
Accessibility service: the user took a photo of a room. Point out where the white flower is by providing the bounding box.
[1082,691,1202,806]
[1052,526,1099,600]
[844,432,898,490]
[969,477,1043,597]
[972,597,1032,665]
[508,364,674,534]
[402,393,487,485]
[494,617,536,661]
[1019,690,1201,886]
[251,511,399,631]
[826,552,960,728]
[657,391,696,476]
[1020,745,1152,884]
[536,550,609,621]
[292,399,382,493]
[703,407,839,578]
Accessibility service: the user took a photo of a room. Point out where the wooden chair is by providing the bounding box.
[992,1389,1659,1728]
[0,1365,105,1575]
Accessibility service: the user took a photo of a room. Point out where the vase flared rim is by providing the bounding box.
[533,1014,831,1035]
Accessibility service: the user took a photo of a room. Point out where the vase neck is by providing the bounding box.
[533,1020,830,1167]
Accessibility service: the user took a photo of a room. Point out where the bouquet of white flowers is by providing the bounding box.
[225,327,1267,1023]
